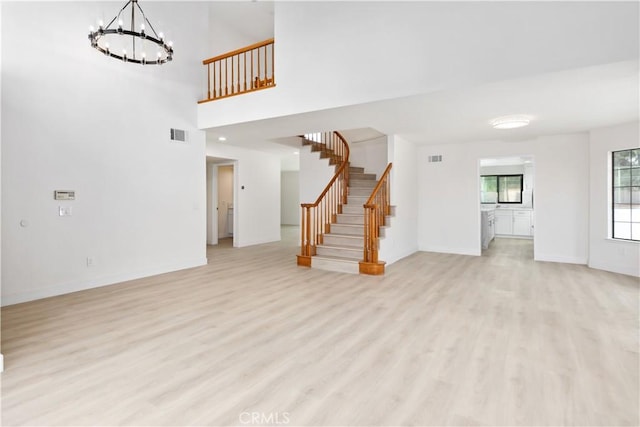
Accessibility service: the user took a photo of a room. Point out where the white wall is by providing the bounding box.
[299,143,336,206]
[349,136,388,178]
[480,165,524,176]
[199,1,639,129]
[206,142,280,247]
[207,2,274,57]
[418,134,589,263]
[281,171,299,225]
[380,136,419,265]
[1,2,209,306]
[589,122,640,277]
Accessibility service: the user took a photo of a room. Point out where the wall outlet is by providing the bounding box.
[59,206,72,216]
[86,256,95,267]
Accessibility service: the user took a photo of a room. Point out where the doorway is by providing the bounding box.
[206,157,236,248]
[479,156,535,258]
[217,165,234,245]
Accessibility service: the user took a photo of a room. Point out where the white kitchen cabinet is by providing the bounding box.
[481,210,495,249]
[494,209,533,237]
[513,210,532,236]
[494,210,513,235]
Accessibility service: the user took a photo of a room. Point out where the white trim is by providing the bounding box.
[588,260,640,278]
[417,246,481,257]
[605,237,640,245]
[534,254,587,265]
[0,354,4,372]
[494,234,534,240]
[1,257,207,307]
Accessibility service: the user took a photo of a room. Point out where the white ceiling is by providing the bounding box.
[206,59,639,157]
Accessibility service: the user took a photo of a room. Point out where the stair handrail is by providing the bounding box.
[297,132,350,266]
[363,163,393,265]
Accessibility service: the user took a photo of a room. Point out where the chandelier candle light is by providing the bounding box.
[88,0,173,65]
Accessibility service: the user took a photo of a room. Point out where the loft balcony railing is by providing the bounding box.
[198,38,275,104]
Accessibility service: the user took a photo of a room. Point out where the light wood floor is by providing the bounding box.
[1,230,638,426]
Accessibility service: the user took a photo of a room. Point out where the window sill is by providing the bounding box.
[605,238,640,245]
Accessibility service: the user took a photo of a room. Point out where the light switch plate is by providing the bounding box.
[59,206,72,216]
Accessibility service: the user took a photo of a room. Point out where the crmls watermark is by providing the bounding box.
[239,411,291,425]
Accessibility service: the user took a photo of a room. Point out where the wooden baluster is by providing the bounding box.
[373,207,378,263]
[212,62,216,99]
[363,206,370,262]
[251,49,254,89]
[301,206,305,255]
[232,56,235,94]
[271,41,275,84]
[227,58,231,95]
[236,54,240,93]
[257,47,261,87]
[207,64,211,100]
[243,52,247,92]
[217,61,221,98]
[313,206,317,251]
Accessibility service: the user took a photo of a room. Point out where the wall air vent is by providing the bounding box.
[170,128,187,143]
[428,155,443,163]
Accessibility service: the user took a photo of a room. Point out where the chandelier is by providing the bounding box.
[88,0,173,65]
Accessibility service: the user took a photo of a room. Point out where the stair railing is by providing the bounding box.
[297,132,350,267]
[199,38,275,103]
[362,163,392,268]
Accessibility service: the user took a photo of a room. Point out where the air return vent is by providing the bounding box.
[170,128,187,143]
[428,155,442,163]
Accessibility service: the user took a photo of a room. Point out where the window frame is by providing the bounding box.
[480,174,524,205]
[611,148,639,242]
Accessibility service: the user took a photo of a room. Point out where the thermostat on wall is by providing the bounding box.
[54,190,75,200]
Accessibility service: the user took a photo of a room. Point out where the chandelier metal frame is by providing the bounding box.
[88,0,173,65]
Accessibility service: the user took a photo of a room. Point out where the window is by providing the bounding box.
[481,175,523,204]
[612,149,640,241]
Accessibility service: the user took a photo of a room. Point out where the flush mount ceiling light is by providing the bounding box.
[490,115,531,130]
[88,0,173,65]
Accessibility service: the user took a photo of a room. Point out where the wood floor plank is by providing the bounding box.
[1,230,638,426]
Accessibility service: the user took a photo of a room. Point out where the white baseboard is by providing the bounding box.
[418,245,481,257]
[380,247,420,266]
[495,234,534,240]
[534,254,587,265]
[1,257,208,307]
[588,261,640,277]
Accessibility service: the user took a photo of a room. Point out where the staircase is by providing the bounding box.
[297,132,392,275]
[313,166,378,274]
